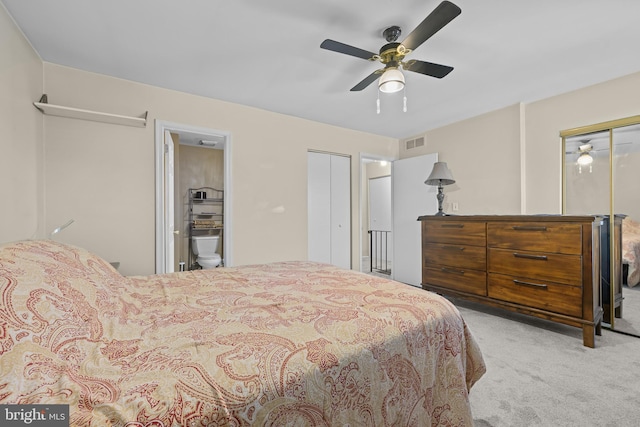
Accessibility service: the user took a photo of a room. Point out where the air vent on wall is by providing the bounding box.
[405,136,425,150]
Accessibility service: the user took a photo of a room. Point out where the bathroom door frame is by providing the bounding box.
[154,120,233,273]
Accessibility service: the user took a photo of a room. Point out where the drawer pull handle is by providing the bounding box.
[441,267,465,275]
[513,279,548,289]
[512,226,548,231]
[513,253,548,261]
[441,224,464,228]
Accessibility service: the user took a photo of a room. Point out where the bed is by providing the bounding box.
[622,217,640,287]
[0,239,485,426]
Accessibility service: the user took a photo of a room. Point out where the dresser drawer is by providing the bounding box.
[423,242,486,270]
[423,221,486,246]
[488,248,581,286]
[488,273,582,317]
[487,222,582,254]
[423,266,486,296]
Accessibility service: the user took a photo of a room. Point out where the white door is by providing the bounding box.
[392,153,438,286]
[308,152,331,264]
[369,176,392,231]
[330,154,351,270]
[307,152,351,269]
[164,130,175,273]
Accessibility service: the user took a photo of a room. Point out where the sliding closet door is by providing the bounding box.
[329,155,351,269]
[308,151,351,269]
[308,152,332,264]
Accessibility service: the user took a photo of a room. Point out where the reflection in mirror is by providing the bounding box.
[564,131,610,216]
[562,118,640,337]
[613,124,640,335]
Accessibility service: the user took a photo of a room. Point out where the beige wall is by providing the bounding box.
[525,71,640,214]
[400,104,522,215]
[0,4,43,241]
[400,72,640,217]
[5,0,640,274]
[40,63,397,275]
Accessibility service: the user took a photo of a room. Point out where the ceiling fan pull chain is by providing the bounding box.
[376,92,381,114]
[403,87,407,113]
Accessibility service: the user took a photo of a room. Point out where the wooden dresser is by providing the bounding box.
[419,215,603,347]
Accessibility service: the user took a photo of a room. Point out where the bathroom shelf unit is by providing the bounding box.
[186,187,224,270]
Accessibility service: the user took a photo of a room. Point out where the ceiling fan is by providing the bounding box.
[567,140,607,173]
[320,1,461,92]
[575,143,595,170]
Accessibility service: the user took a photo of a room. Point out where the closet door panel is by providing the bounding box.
[330,154,351,270]
[307,152,331,264]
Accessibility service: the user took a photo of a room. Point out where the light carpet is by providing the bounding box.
[451,298,640,427]
[612,284,640,336]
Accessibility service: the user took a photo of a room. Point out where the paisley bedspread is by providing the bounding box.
[0,240,485,426]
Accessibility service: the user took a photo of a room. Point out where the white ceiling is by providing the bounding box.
[4,0,640,139]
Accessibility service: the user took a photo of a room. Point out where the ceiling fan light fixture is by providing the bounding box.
[378,68,405,93]
[577,151,593,166]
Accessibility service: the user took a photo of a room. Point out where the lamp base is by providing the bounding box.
[434,184,446,216]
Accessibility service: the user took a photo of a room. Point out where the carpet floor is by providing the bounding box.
[611,284,640,336]
[452,298,640,427]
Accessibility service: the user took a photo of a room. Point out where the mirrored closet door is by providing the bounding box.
[562,116,640,336]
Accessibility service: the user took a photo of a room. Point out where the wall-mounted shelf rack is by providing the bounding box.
[33,94,147,128]
[187,187,224,270]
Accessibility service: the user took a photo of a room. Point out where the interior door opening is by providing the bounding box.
[155,120,232,273]
[359,152,438,285]
[359,154,393,276]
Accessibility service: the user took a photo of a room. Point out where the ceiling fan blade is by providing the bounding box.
[403,60,453,79]
[350,70,382,91]
[320,39,377,60]
[400,1,461,52]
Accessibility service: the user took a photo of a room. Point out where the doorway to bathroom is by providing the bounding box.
[155,120,232,273]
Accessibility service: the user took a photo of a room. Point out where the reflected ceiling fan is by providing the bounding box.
[568,139,634,173]
[574,142,595,172]
[320,1,461,93]
[568,140,610,173]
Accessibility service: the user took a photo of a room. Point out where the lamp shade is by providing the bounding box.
[378,68,405,93]
[425,162,455,186]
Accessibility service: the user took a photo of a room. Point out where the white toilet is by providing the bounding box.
[192,235,221,269]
